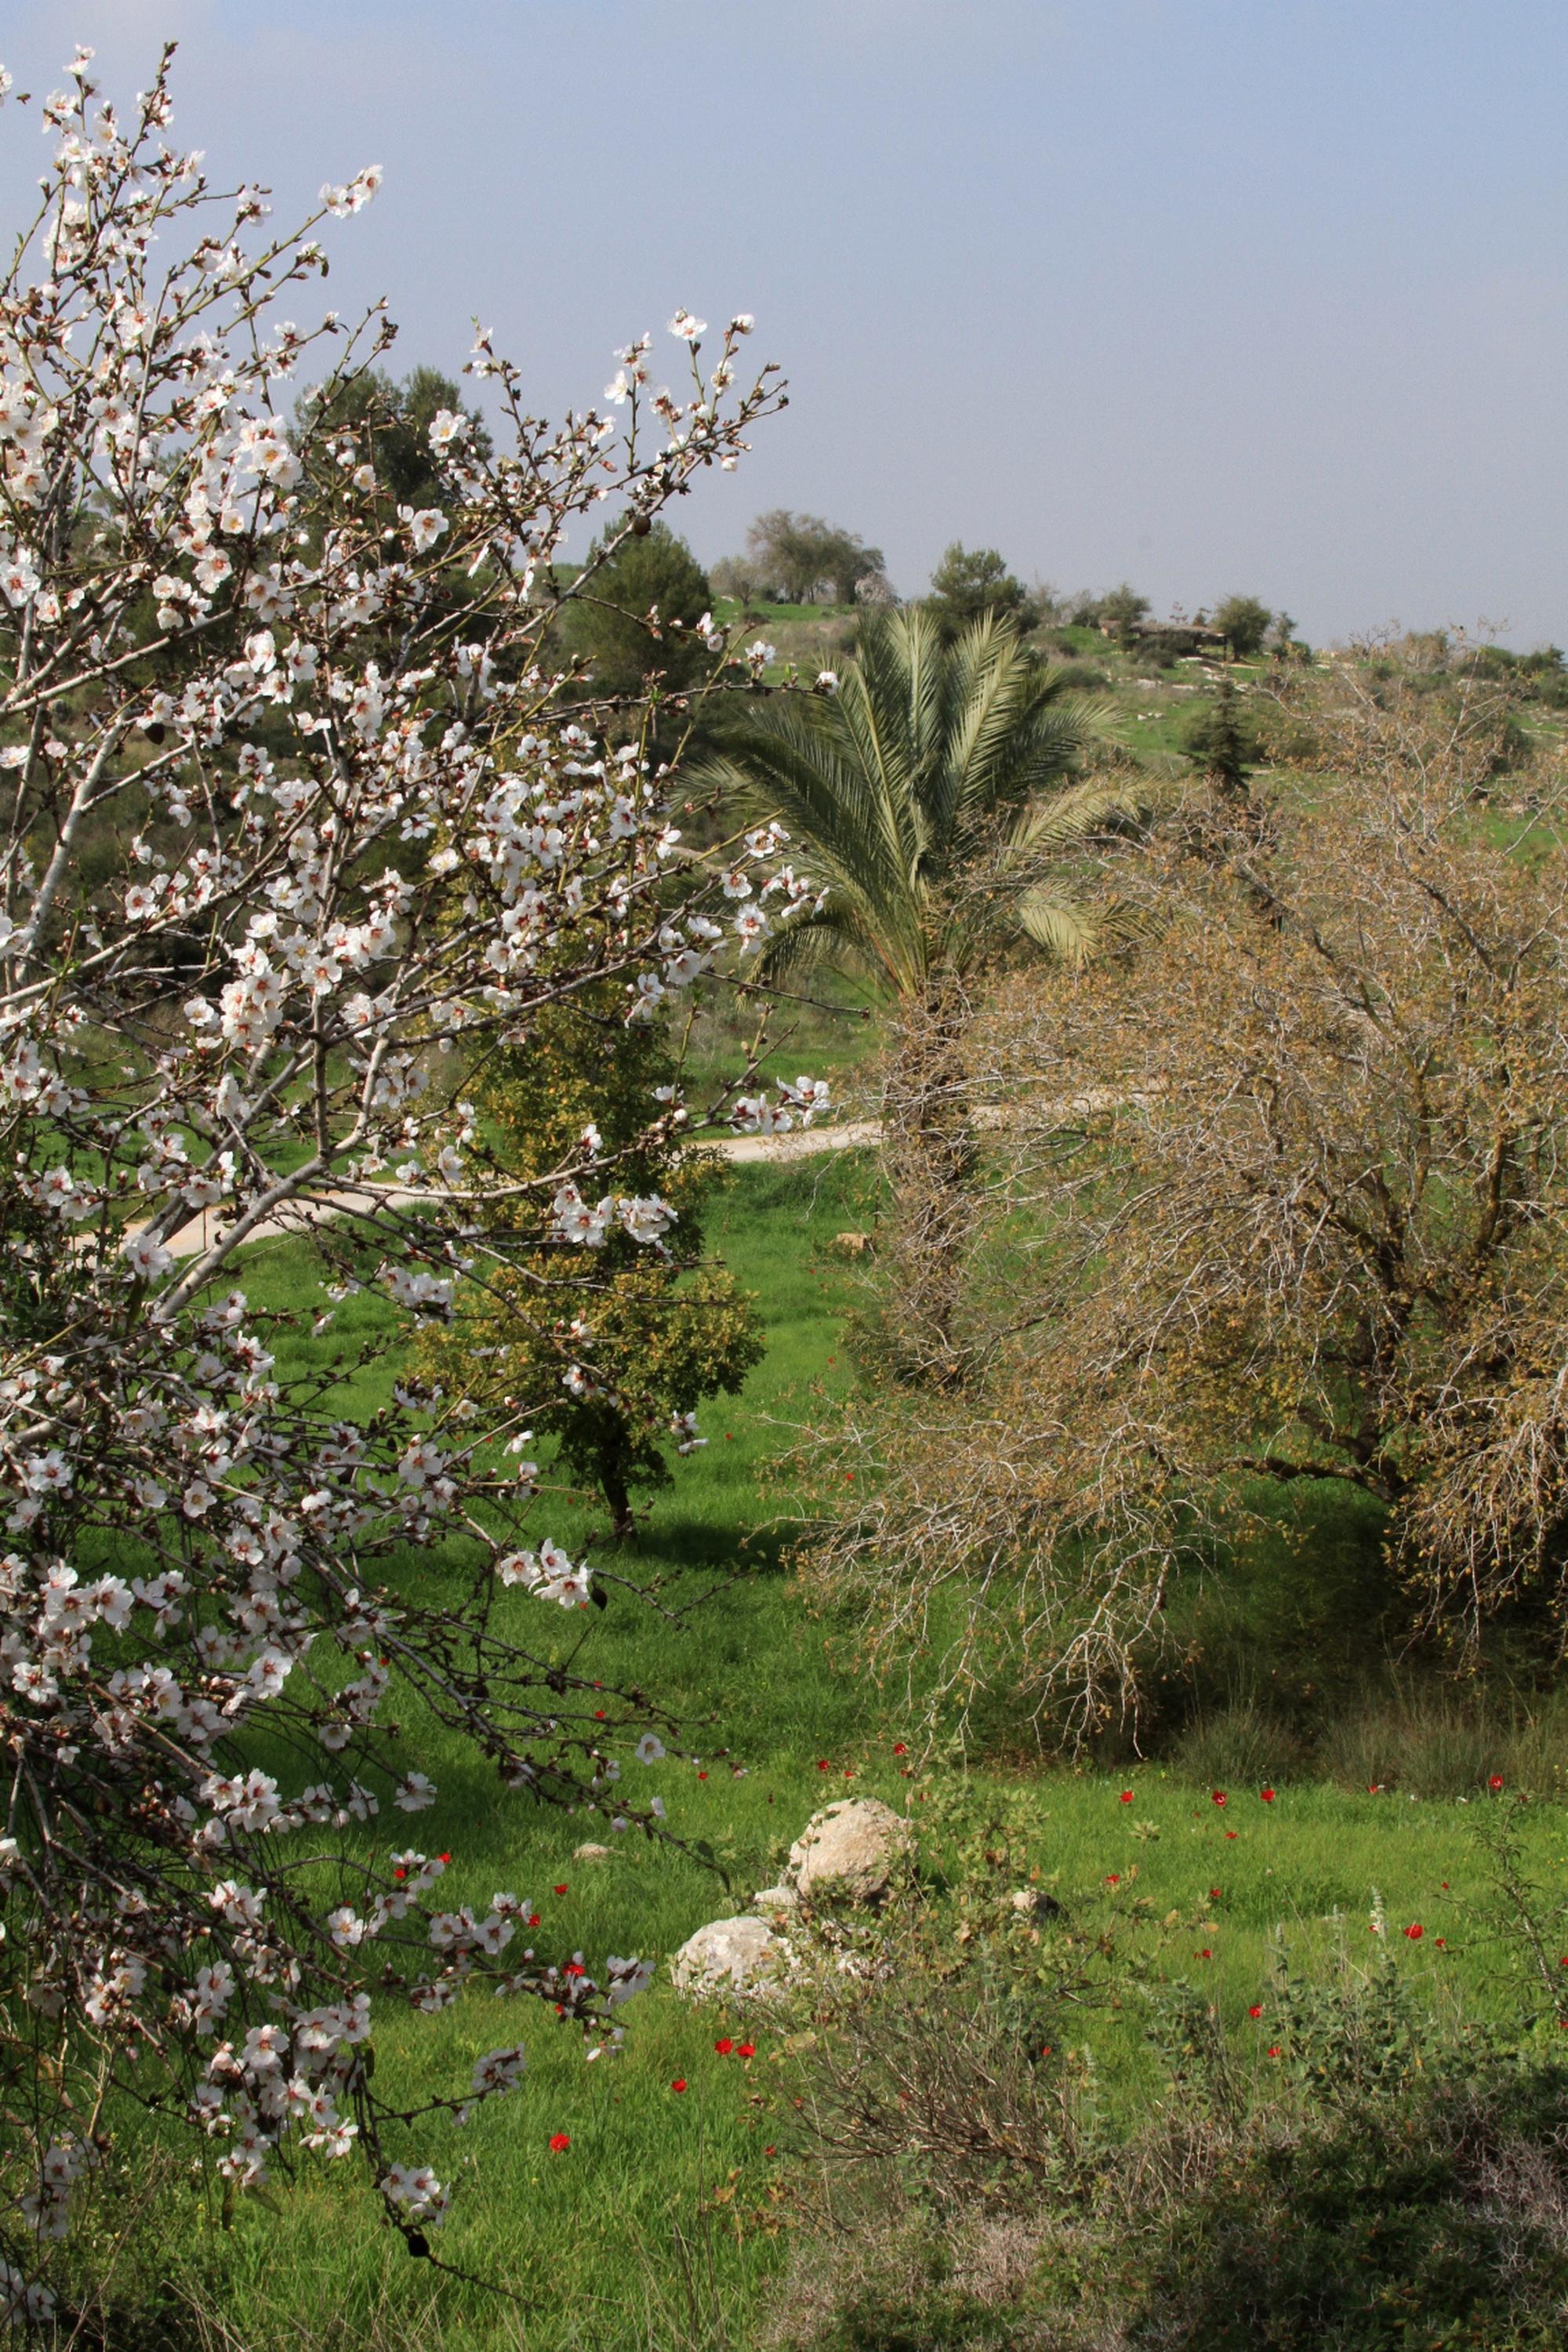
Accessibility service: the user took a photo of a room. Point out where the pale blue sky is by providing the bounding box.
[4,2,1566,644]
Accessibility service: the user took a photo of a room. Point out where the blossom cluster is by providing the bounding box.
[0,43,808,2292]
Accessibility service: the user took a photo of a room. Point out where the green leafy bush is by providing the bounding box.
[773,1799,1568,2352]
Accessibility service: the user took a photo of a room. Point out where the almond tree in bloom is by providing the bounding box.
[0,42,818,2305]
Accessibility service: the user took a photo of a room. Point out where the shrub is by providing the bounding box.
[774,1809,1568,2351]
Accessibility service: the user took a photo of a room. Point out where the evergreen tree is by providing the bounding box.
[294,363,492,507]
[558,519,714,703]
[926,542,1032,633]
[1180,674,1261,800]
[428,983,762,1538]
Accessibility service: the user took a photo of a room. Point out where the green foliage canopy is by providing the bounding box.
[743,509,884,604]
[925,541,1032,633]
[294,362,492,509]
[1211,592,1274,657]
[558,520,714,703]
[428,982,762,1536]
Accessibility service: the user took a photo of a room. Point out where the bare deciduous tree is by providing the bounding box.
[797,693,1568,1744]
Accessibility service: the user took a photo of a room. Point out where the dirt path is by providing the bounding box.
[157,1120,884,1261]
[158,1094,1152,1263]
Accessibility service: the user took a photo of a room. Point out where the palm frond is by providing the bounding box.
[1006,768,1167,858]
[1014,891,1106,965]
[689,606,1160,1001]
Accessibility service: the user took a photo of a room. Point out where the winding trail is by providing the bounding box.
[158,1087,1139,1262]
[158,1118,885,1261]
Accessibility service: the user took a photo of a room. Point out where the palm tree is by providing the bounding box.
[696,606,1156,1382]
[700,604,1139,995]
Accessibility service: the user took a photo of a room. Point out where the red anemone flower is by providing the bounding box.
[549,2132,570,2153]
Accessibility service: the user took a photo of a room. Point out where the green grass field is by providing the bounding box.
[121,1155,1568,2352]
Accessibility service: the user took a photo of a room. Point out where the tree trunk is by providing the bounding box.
[601,1454,636,1542]
[877,979,982,1389]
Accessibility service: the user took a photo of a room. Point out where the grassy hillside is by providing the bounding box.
[84,1155,1568,2352]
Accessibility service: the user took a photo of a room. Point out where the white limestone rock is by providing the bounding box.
[786,1798,913,1905]
[669,1914,785,1998]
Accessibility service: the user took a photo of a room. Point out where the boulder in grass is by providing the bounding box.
[786,1798,913,1906]
[670,1915,785,1998]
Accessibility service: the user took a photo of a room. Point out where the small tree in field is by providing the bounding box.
[425,982,764,1537]
[1179,673,1262,800]
[1094,582,1151,644]
[0,41,814,2307]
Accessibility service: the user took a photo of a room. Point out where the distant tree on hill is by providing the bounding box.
[710,554,761,604]
[925,543,1032,633]
[1094,583,1152,644]
[1267,610,1311,661]
[1212,593,1273,658]
[559,519,713,702]
[745,510,884,604]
